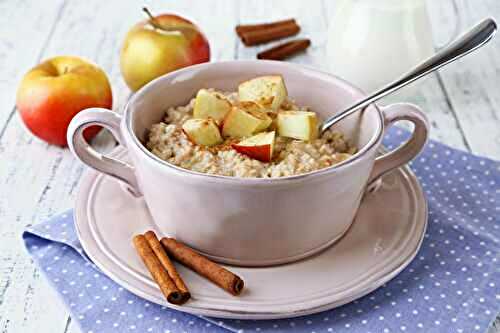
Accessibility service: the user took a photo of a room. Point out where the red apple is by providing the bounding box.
[16,56,113,146]
[232,131,275,162]
[120,9,210,92]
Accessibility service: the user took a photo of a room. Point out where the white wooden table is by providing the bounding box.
[1,1,499,332]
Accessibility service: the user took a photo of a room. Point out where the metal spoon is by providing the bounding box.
[321,18,497,133]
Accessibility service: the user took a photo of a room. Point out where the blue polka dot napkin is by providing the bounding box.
[23,127,499,333]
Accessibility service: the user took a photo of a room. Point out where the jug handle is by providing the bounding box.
[435,0,462,51]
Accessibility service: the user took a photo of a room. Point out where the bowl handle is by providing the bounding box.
[367,103,429,191]
[67,108,142,197]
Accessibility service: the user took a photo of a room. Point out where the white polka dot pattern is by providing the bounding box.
[22,127,499,333]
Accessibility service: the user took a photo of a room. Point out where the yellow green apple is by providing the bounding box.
[120,10,210,92]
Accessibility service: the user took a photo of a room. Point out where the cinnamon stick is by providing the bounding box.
[236,18,297,37]
[239,21,300,46]
[161,237,244,296]
[144,231,190,303]
[257,39,311,61]
[132,235,184,304]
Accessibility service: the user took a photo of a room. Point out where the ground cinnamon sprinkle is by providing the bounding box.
[200,138,239,154]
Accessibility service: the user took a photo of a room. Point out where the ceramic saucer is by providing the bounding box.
[74,148,427,319]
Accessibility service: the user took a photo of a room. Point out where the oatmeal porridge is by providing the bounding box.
[146,76,356,178]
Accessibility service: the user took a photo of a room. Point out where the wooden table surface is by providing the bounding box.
[1,1,499,332]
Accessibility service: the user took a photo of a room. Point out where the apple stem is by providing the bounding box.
[142,7,196,36]
[142,7,164,31]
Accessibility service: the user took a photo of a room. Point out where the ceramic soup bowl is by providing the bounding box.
[68,60,429,267]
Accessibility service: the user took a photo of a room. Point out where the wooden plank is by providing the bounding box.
[0,1,66,138]
[0,1,238,333]
[0,1,65,133]
[431,0,500,158]
[0,0,133,332]
[397,75,470,150]
[0,2,71,333]
[237,0,327,64]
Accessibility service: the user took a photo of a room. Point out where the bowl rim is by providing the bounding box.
[124,60,384,184]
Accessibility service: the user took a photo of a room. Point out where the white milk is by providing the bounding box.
[327,0,435,94]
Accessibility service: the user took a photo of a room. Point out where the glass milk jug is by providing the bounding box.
[327,0,459,93]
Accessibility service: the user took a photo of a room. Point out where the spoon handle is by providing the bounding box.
[321,18,497,133]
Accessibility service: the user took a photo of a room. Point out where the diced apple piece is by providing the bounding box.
[221,102,272,138]
[267,111,278,131]
[240,101,272,132]
[232,131,275,162]
[254,113,273,133]
[238,75,288,111]
[182,118,223,146]
[277,111,319,141]
[193,89,232,124]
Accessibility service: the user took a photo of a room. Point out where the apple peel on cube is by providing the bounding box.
[232,131,275,162]
[277,111,319,141]
[182,118,223,146]
[193,89,232,124]
[238,75,288,111]
[221,102,272,138]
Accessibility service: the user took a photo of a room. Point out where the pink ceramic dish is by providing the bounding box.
[68,60,429,267]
